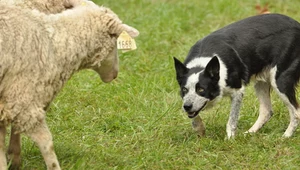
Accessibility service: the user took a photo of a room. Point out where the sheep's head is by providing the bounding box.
[91,6,139,83]
[92,24,138,83]
[92,45,119,83]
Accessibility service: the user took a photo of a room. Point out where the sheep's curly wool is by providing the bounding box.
[0,1,139,169]
[0,3,138,133]
[0,1,138,169]
[0,0,79,13]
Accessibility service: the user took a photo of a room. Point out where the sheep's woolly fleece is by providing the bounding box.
[0,2,139,133]
[0,0,83,13]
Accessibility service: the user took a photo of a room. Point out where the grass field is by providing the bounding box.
[18,0,300,169]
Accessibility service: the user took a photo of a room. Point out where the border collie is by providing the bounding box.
[174,13,300,138]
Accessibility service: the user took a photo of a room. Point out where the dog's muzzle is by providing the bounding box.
[184,102,207,118]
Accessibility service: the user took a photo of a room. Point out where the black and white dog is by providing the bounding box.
[174,13,300,139]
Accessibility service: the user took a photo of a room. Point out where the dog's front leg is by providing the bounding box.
[226,89,244,139]
[192,115,205,137]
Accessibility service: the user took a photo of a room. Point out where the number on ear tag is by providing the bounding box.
[117,31,137,53]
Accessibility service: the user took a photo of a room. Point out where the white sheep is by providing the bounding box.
[2,0,98,169]
[0,1,139,169]
[1,0,92,169]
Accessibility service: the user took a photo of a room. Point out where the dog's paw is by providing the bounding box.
[244,130,256,134]
[224,135,235,140]
[195,128,206,137]
[193,124,206,137]
[192,116,206,137]
[225,130,236,140]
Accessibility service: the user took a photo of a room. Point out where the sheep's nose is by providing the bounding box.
[183,104,193,112]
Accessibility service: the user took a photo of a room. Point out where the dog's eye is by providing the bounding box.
[182,87,188,93]
[197,88,204,93]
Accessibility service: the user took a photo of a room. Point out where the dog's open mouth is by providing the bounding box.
[187,102,207,118]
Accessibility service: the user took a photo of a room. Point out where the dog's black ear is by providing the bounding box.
[204,56,220,81]
[174,57,188,81]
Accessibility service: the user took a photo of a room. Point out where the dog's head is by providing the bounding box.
[174,56,221,118]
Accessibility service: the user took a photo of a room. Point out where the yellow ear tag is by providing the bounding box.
[81,2,86,6]
[117,31,137,53]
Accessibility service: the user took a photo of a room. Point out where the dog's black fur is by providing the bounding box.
[174,13,300,138]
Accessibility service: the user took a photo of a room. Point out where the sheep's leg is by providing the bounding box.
[0,123,7,170]
[8,126,21,170]
[26,120,60,170]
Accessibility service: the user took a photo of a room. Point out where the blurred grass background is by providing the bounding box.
[19,0,300,169]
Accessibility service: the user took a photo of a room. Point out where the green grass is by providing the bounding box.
[17,0,300,169]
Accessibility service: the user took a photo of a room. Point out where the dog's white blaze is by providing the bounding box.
[186,72,200,86]
[183,72,208,112]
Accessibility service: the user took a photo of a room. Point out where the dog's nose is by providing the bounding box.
[183,104,193,112]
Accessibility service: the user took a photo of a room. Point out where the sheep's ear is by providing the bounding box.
[108,21,139,38]
[122,24,139,38]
